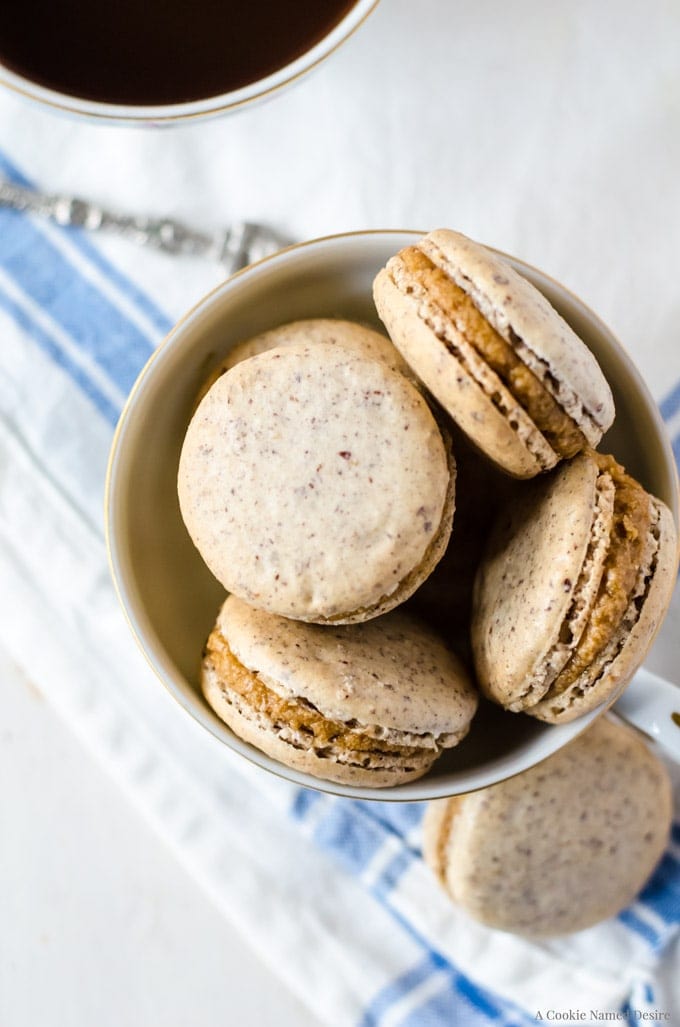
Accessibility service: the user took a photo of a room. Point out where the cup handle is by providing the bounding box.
[614,666,680,761]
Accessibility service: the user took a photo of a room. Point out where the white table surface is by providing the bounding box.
[0,645,319,1027]
[2,2,680,1023]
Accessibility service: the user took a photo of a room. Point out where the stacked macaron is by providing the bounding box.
[177,231,677,796]
[373,229,676,723]
[179,319,478,787]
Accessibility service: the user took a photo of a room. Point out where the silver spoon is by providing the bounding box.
[0,178,290,275]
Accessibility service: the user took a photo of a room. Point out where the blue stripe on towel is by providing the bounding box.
[294,794,419,889]
[358,955,441,1027]
[401,987,478,1027]
[0,149,172,338]
[637,852,680,926]
[361,953,532,1027]
[661,379,680,472]
[362,800,427,844]
[52,227,173,339]
[0,209,153,395]
[453,972,530,1027]
[313,800,387,875]
[0,285,119,424]
[371,849,414,901]
[290,788,322,821]
[659,380,680,423]
[617,909,663,950]
[673,435,680,472]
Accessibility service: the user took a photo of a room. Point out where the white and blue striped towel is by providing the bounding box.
[1,148,679,1026]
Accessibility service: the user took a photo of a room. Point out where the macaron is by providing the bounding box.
[373,229,615,478]
[194,317,412,406]
[202,595,479,787]
[471,449,677,723]
[178,340,455,623]
[422,716,672,936]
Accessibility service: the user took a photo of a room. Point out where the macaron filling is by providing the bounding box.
[418,230,614,446]
[202,625,460,770]
[531,454,657,716]
[392,248,587,458]
[505,466,615,711]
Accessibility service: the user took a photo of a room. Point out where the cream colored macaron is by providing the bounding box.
[373,229,615,478]
[195,317,411,406]
[178,340,455,623]
[202,595,479,787]
[423,716,672,936]
[472,449,677,723]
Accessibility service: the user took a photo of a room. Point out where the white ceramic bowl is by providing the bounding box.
[0,1,378,124]
[106,231,679,800]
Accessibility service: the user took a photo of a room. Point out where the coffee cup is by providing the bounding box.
[0,0,378,123]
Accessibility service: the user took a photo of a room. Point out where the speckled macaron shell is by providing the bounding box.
[420,230,615,444]
[178,341,455,623]
[422,716,672,936]
[373,229,615,478]
[202,595,479,787]
[220,595,478,737]
[222,318,411,374]
[530,497,678,723]
[472,454,611,710]
[373,263,549,479]
[471,452,678,723]
[195,318,412,406]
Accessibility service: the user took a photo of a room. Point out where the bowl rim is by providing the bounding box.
[0,0,379,124]
[105,228,680,801]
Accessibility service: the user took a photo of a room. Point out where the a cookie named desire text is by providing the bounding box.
[533,1010,670,1022]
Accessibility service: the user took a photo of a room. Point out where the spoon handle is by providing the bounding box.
[0,178,289,275]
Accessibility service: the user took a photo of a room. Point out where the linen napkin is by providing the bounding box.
[1,143,679,1027]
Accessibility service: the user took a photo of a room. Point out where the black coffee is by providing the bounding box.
[0,0,358,106]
